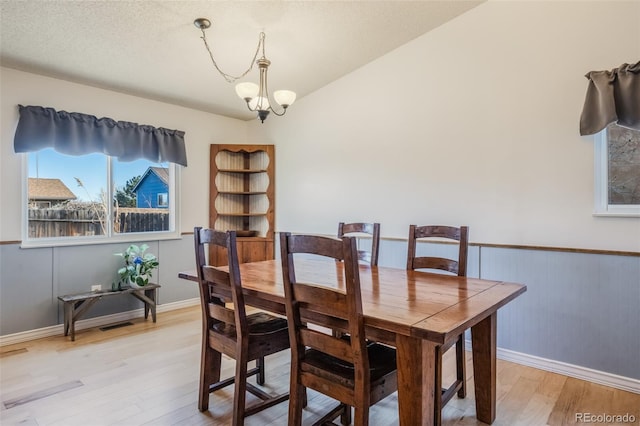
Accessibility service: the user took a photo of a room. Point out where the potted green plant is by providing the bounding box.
[115,244,159,289]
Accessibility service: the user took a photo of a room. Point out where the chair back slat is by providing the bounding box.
[202,264,231,286]
[411,257,459,274]
[358,251,372,264]
[299,328,353,363]
[208,301,236,325]
[413,225,461,240]
[288,235,346,260]
[340,222,375,235]
[292,283,349,318]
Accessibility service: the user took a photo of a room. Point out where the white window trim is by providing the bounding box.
[21,154,181,248]
[593,129,640,217]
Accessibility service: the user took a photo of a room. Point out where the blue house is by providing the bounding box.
[132,167,169,208]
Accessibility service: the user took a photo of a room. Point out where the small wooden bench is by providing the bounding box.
[58,284,160,341]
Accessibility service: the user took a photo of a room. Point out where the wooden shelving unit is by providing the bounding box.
[209,144,275,266]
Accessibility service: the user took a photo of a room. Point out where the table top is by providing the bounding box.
[179,259,526,345]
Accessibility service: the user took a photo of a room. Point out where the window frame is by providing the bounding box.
[593,127,640,217]
[21,152,181,248]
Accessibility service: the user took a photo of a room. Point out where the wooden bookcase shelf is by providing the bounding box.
[217,169,268,173]
[218,191,268,195]
[209,144,275,266]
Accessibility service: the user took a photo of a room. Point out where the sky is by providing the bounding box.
[28,148,165,202]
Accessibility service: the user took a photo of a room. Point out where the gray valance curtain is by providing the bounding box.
[579,61,640,136]
[13,105,188,166]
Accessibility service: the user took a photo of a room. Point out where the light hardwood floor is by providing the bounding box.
[1,307,638,426]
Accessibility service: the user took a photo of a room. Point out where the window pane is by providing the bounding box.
[113,159,171,233]
[608,125,640,205]
[28,149,108,238]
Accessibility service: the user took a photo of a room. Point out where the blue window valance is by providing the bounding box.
[13,105,188,166]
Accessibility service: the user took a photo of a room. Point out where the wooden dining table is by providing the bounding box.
[179,258,526,425]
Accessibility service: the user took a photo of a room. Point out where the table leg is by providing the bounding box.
[396,334,437,426]
[471,312,497,424]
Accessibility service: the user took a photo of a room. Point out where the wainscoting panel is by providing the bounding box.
[481,247,640,380]
[154,235,200,303]
[0,244,55,335]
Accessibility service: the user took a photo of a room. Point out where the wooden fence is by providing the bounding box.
[28,208,169,238]
[115,210,169,233]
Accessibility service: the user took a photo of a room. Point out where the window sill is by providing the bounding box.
[19,231,182,249]
[593,211,640,218]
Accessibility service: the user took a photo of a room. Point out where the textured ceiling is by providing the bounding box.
[0,1,483,121]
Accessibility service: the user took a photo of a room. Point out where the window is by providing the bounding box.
[157,193,168,207]
[594,124,640,216]
[24,148,179,245]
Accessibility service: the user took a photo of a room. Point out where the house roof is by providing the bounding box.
[132,167,169,193]
[150,167,169,185]
[28,178,77,201]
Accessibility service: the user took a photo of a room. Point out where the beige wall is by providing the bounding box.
[249,0,640,252]
[2,1,639,251]
[0,67,248,241]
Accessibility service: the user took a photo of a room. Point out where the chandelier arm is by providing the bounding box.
[262,70,287,116]
[269,106,288,116]
[199,29,264,83]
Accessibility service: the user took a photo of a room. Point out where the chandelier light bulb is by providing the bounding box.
[273,90,297,108]
[249,96,270,111]
[235,82,259,101]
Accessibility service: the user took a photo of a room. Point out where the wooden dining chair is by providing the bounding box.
[407,224,469,425]
[280,232,398,426]
[337,222,381,266]
[194,227,289,424]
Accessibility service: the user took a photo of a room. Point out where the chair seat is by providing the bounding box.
[210,311,289,361]
[302,342,397,384]
[212,311,288,336]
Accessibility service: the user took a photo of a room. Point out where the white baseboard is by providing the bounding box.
[0,298,200,347]
[465,340,640,395]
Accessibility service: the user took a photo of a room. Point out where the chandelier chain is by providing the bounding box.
[199,30,266,83]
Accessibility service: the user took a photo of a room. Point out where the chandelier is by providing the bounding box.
[194,18,296,123]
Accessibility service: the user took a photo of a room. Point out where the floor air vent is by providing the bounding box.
[99,322,134,331]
